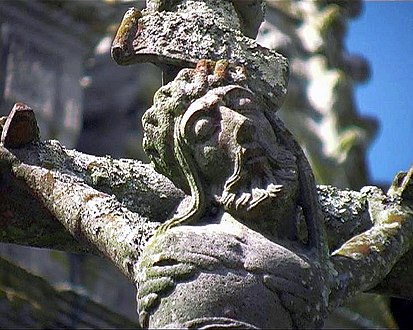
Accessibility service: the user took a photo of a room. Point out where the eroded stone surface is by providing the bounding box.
[1,103,40,148]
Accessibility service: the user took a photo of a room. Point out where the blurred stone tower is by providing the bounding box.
[258,0,377,190]
[258,1,395,328]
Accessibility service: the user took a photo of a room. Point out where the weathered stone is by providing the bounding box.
[111,1,288,110]
[257,3,398,324]
[0,1,412,329]
[1,103,39,148]
[137,61,413,328]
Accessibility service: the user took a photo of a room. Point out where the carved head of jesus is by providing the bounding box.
[142,60,301,239]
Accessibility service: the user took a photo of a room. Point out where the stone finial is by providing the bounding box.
[0,103,40,149]
[111,1,288,110]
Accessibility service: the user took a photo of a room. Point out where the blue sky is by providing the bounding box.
[346,1,413,184]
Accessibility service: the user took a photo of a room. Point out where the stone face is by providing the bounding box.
[127,2,413,328]
[136,59,331,328]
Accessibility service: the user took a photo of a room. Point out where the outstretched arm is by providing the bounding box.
[1,103,412,297]
[329,167,413,309]
[0,104,184,281]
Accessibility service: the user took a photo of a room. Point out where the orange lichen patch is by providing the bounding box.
[352,242,371,255]
[195,59,215,75]
[111,7,142,65]
[83,192,106,202]
[214,60,229,79]
[333,235,372,257]
[386,213,405,224]
[101,214,118,222]
[86,161,99,171]
[41,171,56,195]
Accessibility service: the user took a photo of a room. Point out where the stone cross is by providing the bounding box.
[0,0,412,328]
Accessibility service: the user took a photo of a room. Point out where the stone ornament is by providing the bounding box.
[134,59,413,328]
[1,103,40,148]
[111,1,288,110]
[0,0,412,329]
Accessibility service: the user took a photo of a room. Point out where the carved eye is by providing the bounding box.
[193,117,215,141]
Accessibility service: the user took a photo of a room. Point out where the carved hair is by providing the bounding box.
[142,60,250,229]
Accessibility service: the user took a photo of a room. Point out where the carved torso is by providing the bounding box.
[138,213,327,329]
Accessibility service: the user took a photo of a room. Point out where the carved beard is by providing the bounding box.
[218,138,299,238]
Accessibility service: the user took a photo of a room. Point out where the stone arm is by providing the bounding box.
[1,107,412,295]
[327,168,413,308]
[0,121,183,281]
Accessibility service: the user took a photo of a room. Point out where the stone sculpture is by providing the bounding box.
[1,0,413,328]
[133,59,413,328]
